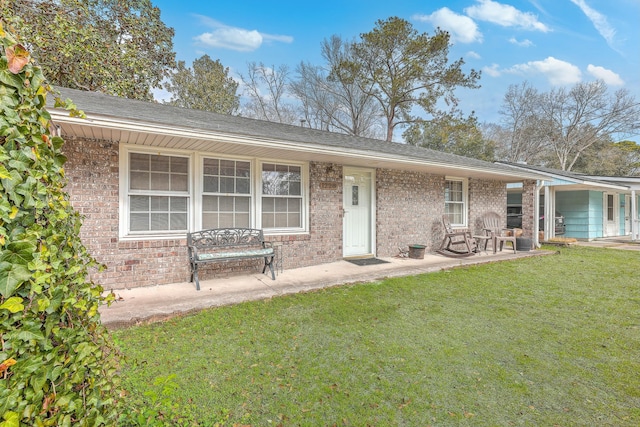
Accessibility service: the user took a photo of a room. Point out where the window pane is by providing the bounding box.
[130,213,149,231]
[171,197,187,212]
[171,174,188,192]
[151,213,169,230]
[130,153,149,171]
[219,213,234,228]
[289,181,301,196]
[171,213,187,230]
[219,196,234,211]
[203,195,218,211]
[150,172,170,191]
[171,157,188,173]
[130,195,149,211]
[235,213,250,228]
[203,176,219,193]
[275,198,288,212]
[130,172,150,190]
[237,161,251,178]
[203,159,219,175]
[236,178,250,194]
[220,177,235,193]
[202,213,217,229]
[220,160,236,176]
[150,196,168,211]
[262,197,274,213]
[151,155,170,172]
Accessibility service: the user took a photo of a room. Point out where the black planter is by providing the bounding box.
[408,244,426,259]
[515,237,532,251]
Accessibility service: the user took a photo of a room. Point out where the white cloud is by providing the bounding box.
[509,37,533,47]
[413,8,482,43]
[507,57,582,85]
[193,16,293,52]
[483,63,502,77]
[569,0,616,49]
[466,51,481,59]
[587,64,624,85]
[465,0,550,32]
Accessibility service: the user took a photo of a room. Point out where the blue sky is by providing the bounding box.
[152,0,640,137]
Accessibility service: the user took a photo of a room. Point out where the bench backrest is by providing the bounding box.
[187,228,265,249]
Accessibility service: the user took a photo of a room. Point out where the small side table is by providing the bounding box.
[472,234,492,254]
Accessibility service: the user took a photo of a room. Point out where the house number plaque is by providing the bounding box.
[319,182,338,190]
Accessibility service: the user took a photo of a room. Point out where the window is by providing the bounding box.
[122,147,308,238]
[607,194,614,221]
[128,153,189,233]
[202,158,251,228]
[444,179,467,226]
[261,163,303,230]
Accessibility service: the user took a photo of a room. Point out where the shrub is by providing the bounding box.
[0,21,123,426]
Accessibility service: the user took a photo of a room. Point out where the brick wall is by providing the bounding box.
[469,179,508,234]
[63,137,189,289]
[376,169,444,255]
[521,180,536,239]
[62,136,522,289]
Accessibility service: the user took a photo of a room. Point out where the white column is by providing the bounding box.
[632,190,638,241]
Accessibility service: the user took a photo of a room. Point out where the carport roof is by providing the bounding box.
[49,87,546,182]
[496,162,630,191]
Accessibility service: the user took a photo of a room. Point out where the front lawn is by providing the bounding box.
[113,246,640,426]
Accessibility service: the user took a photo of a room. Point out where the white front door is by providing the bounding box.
[604,193,618,237]
[343,168,374,257]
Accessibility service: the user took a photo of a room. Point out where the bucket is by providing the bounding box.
[515,237,532,251]
[408,244,426,259]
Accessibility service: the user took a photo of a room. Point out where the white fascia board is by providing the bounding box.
[50,110,545,181]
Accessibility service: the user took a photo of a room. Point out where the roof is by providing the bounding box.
[48,87,545,182]
[496,162,630,191]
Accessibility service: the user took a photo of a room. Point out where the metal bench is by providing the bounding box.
[187,228,275,290]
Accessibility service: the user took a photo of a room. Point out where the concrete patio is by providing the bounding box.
[100,249,550,329]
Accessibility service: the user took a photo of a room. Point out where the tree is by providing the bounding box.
[497,80,640,171]
[1,0,176,100]
[497,81,549,164]
[165,55,239,114]
[0,23,123,424]
[290,36,384,138]
[404,114,496,161]
[240,62,299,124]
[332,17,480,141]
[573,139,640,176]
[540,80,639,171]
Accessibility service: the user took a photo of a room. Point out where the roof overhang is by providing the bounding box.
[497,162,630,191]
[49,109,547,183]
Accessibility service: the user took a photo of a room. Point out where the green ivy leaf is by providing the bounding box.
[0,411,20,427]
[0,262,31,297]
[0,296,24,313]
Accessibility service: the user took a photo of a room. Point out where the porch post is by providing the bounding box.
[632,190,638,241]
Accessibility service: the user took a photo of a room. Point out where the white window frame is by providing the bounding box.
[119,146,192,239]
[444,177,468,227]
[120,145,309,239]
[257,160,309,234]
[198,155,254,230]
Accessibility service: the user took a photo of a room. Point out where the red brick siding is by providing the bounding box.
[63,136,523,289]
[376,169,444,255]
[469,179,508,234]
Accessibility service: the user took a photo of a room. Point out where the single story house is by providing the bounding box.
[48,87,545,290]
[497,162,640,241]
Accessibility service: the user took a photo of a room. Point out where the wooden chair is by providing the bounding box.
[482,212,516,254]
[436,215,477,258]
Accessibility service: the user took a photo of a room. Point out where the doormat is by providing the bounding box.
[346,258,390,266]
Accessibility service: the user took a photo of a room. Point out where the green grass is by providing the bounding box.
[113,246,640,426]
